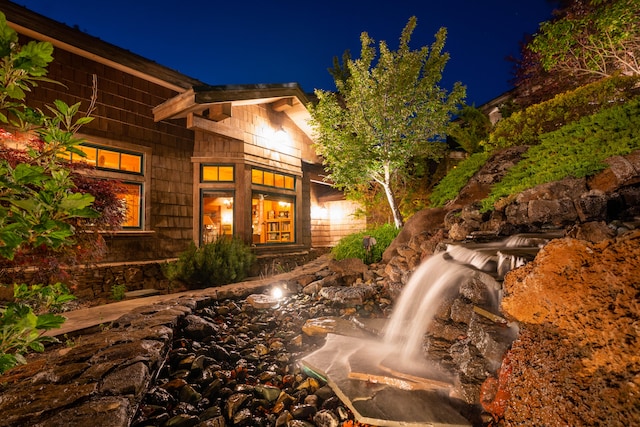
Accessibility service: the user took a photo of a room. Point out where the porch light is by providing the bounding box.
[272,127,289,146]
[311,204,328,220]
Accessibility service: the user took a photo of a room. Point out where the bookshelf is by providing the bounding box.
[266,218,292,242]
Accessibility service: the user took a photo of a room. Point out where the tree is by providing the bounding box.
[309,17,465,228]
[447,105,492,154]
[534,0,640,78]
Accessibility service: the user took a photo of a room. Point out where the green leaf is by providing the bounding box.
[59,192,95,211]
[35,313,66,330]
[0,353,20,374]
[13,163,46,184]
[29,341,45,352]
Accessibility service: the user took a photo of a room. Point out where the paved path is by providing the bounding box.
[46,254,331,337]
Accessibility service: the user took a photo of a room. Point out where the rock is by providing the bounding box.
[318,285,376,306]
[448,222,472,240]
[100,361,149,395]
[226,393,251,418]
[246,293,280,309]
[567,221,616,242]
[382,208,447,263]
[164,414,200,427]
[182,315,218,340]
[33,396,132,427]
[500,231,640,426]
[588,151,640,192]
[313,410,340,427]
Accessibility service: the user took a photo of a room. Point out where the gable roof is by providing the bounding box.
[3,1,317,144]
[2,1,204,92]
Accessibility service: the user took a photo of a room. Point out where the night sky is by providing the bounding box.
[12,0,556,106]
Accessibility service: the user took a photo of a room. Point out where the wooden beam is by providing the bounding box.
[186,113,244,140]
[271,97,294,112]
[152,89,196,121]
[208,103,232,121]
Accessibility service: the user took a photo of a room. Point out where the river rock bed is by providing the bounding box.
[131,290,393,427]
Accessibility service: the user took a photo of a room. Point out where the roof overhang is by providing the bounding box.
[3,2,202,92]
[153,82,315,138]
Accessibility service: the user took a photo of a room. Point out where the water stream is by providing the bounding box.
[301,233,561,426]
[382,233,551,365]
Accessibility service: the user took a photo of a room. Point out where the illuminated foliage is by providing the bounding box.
[310,17,465,228]
[0,11,122,373]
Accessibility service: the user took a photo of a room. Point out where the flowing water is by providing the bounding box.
[382,233,555,369]
[301,233,560,426]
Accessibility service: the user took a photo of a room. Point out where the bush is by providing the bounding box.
[428,151,491,207]
[485,75,640,150]
[331,223,400,265]
[481,97,640,211]
[162,238,256,288]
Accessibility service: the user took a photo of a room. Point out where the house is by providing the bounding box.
[1,2,365,283]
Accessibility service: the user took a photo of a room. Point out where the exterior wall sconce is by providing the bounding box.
[272,127,289,146]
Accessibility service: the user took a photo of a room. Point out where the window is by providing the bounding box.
[202,191,234,244]
[251,193,294,244]
[202,165,234,182]
[69,144,143,174]
[118,183,142,228]
[66,143,145,229]
[251,168,294,189]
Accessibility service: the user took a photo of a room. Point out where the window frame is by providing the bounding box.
[70,143,144,176]
[251,167,295,190]
[70,139,149,231]
[201,164,235,183]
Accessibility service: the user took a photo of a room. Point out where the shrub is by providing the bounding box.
[12,282,76,314]
[331,223,400,265]
[485,75,640,150]
[163,238,256,288]
[481,96,640,211]
[428,151,491,207]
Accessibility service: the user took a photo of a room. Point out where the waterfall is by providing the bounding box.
[382,233,552,363]
[381,242,499,361]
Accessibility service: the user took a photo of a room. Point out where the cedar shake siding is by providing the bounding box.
[1,1,365,277]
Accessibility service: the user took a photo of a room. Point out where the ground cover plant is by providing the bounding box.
[429,151,491,207]
[486,75,639,150]
[481,95,640,211]
[331,223,400,264]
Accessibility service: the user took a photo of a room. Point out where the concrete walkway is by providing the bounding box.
[47,254,331,337]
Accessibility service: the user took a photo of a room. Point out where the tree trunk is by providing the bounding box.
[382,182,404,228]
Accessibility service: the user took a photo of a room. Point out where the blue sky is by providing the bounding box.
[13,0,556,106]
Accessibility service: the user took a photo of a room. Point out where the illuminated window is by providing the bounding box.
[201,191,234,244]
[69,144,143,174]
[202,165,234,182]
[251,193,294,244]
[118,183,142,228]
[251,168,295,189]
[66,143,145,229]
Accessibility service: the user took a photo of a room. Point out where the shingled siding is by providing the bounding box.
[24,40,195,262]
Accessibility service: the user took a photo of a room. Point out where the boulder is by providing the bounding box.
[382,208,447,263]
